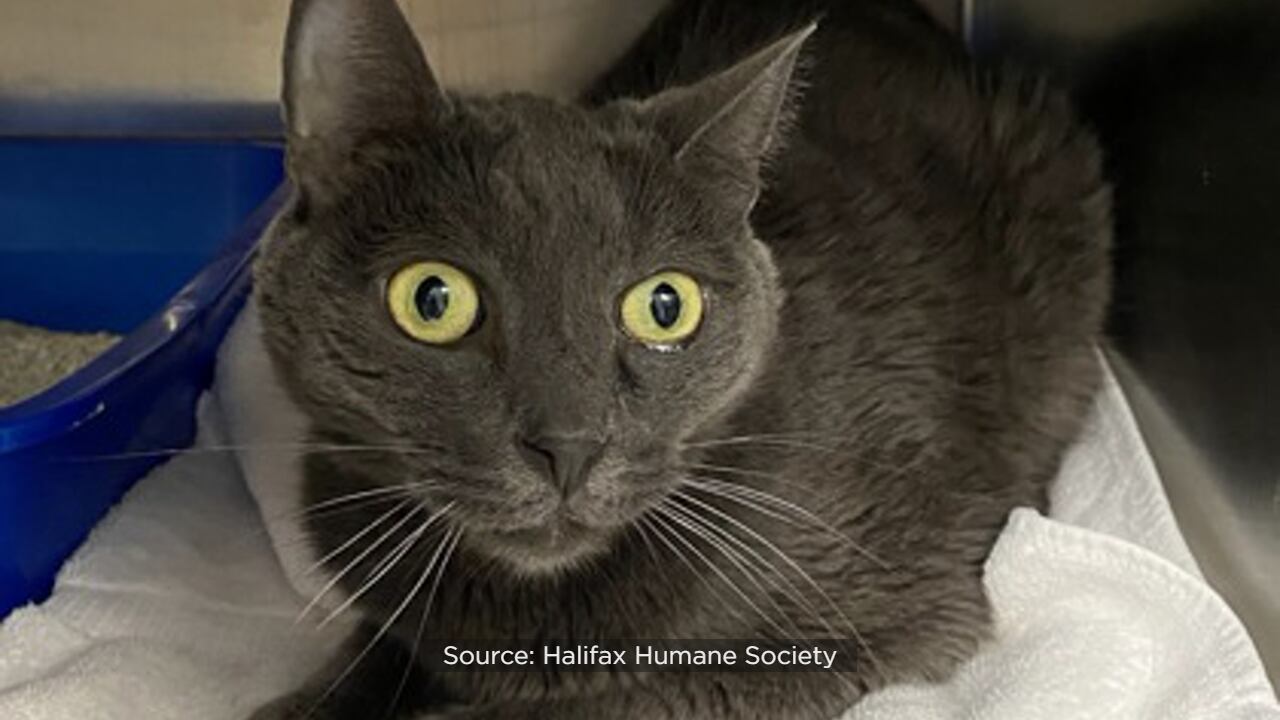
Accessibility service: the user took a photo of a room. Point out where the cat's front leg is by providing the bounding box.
[248,622,452,720]
[427,673,858,720]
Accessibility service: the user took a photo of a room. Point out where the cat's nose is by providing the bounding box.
[517,433,606,498]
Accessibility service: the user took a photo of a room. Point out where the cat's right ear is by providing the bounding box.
[282,0,446,200]
[635,25,814,212]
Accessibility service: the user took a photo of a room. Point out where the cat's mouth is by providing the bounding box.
[476,515,606,575]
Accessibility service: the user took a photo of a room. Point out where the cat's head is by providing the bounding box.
[256,0,810,576]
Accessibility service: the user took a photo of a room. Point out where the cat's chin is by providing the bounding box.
[474,519,612,578]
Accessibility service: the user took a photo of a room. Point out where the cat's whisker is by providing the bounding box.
[305,525,459,720]
[630,520,663,567]
[631,518,716,639]
[216,492,419,558]
[665,498,861,693]
[389,528,462,715]
[669,490,886,677]
[681,464,832,507]
[689,432,836,442]
[292,482,444,520]
[162,485,436,560]
[356,516,431,591]
[306,498,412,575]
[637,513,754,630]
[297,444,445,457]
[682,476,890,570]
[650,505,789,639]
[272,482,428,526]
[684,441,929,505]
[294,504,423,624]
[660,501,806,640]
[667,493,841,640]
[686,455,924,497]
[318,502,455,628]
[682,434,838,453]
[287,491,415,524]
[684,462,786,483]
[683,475,809,524]
[57,441,445,464]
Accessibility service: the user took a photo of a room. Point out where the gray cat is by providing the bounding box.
[248,0,1111,717]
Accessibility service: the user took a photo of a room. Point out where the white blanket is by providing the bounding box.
[0,309,1275,718]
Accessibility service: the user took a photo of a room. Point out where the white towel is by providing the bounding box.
[845,355,1279,719]
[0,302,1275,719]
[0,396,352,719]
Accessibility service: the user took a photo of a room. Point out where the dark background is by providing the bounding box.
[971,0,1280,688]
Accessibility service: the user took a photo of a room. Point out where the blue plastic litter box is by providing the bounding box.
[0,138,286,618]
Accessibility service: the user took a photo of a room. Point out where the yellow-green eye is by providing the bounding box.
[386,261,480,344]
[620,270,704,347]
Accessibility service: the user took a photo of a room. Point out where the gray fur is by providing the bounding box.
[250,0,1111,718]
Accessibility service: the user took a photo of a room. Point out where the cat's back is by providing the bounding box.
[753,73,1109,510]
[755,2,1111,505]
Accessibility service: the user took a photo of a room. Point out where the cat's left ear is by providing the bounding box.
[637,24,815,209]
[282,0,446,198]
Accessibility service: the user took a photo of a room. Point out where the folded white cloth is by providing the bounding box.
[848,509,1279,719]
[0,396,351,719]
[846,359,1280,720]
[0,302,1275,718]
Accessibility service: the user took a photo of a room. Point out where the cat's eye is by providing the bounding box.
[620,271,704,347]
[386,261,481,344]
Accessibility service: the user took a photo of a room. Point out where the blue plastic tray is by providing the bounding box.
[0,138,286,617]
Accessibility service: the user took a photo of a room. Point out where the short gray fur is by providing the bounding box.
[249,0,1112,717]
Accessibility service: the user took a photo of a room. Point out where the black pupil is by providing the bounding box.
[649,282,682,329]
[415,276,450,321]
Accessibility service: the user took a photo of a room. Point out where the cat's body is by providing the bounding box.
[248,1,1110,718]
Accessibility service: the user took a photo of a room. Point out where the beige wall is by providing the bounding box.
[0,0,959,107]
[0,0,668,103]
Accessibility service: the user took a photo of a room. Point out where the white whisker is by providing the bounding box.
[389,529,462,714]
[668,494,837,638]
[682,434,837,453]
[295,504,422,624]
[60,441,443,463]
[305,524,457,719]
[683,476,889,569]
[652,505,786,638]
[306,499,412,574]
[668,495,862,693]
[670,490,885,677]
[661,502,802,639]
[686,462,787,482]
[279,482,426,523]
[638,514,753,629]
[319,502,455,628]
